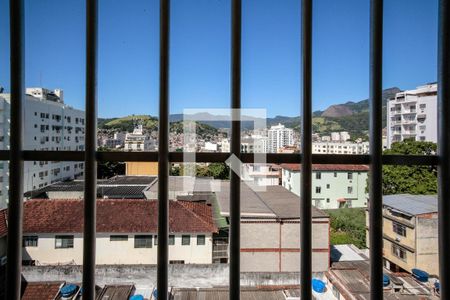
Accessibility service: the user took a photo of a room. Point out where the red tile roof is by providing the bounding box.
[280,164,369,172]
[23,199,217,234]
[0,209,7,237]
[21,282,62,300]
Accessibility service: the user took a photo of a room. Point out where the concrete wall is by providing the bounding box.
[382,239,415,272]
[22,264,320,288]
[240,219,329,273]
[23,232,213,265]
[126,162,158,176]
[416,214,439,276]
[382,216,416,250]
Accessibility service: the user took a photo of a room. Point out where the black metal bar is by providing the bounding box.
[438,0,450,298]
[300,0,312,298]
[369,0,383,299]
[230,0,241,298]
[82,0,98,298]
[157,0,170,299]
[6,0,25,298]
[0,150,436,165]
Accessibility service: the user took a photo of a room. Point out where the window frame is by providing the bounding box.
[55,235,74,249]
[23,235,38,247]
[134,235,153,248]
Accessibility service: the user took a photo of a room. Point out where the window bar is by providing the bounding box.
[369,0,383,299]
[438,0,450,298]
[82,0,98,298]
[157,0,170,299]
[6,0,25,298]
[229,0,242,299]
[300,0,312,299]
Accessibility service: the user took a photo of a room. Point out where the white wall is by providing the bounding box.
[23,232,213,265]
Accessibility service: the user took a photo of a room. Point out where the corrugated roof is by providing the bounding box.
[23,199,217,234]
[172,288,286,300]
[383,194,438,215]
[215,182,328,219]
[97,285,135,300]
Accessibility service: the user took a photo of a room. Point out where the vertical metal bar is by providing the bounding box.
[230,0,241,299]
[6,0,25,298]
[300,0,312,299]
[369,0,383,299]
[82,0,98,298]
[157,0,170,299]
[438,0,450,298]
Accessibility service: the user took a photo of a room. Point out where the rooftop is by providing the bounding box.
[0,208,7,237]
[23,199,217,234]
[280,164,370,172]
[215,181,328,219]
[383,194,438,216]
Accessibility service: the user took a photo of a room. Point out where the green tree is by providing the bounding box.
[97,146,126,179]
[382,140,437,195]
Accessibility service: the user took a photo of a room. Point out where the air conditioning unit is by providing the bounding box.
[0,256,7,266]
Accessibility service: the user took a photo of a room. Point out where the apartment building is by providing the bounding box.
[241,164,281,186]
[281,164,369,209]
[267,123,294,153]
[312,141,369,154]
[387,83,437,148]
[0,88,85,206]
[124,124,155,151]
[366,194,439,276]
[214,182,330,273]
[22,198,217,265]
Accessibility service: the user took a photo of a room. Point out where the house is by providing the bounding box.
[214,182,330,273]
[22,199,217,265]
[281,164,369,209]
[366,194,439,276]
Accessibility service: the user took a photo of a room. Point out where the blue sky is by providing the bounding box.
[0,0,438,118]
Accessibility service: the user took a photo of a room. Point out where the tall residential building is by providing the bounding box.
[387,83,437,148]
[124,124,154,151]
[267,123,294,153]
[0,88,85,206]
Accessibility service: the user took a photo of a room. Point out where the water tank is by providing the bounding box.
[383,274,390,287]
[412,268,429,282]
[60,284,78,298]
[312,278,326,293]
[129,295,144,300]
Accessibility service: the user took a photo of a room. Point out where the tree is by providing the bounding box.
[381,140,437,195]
[97,146,126,179]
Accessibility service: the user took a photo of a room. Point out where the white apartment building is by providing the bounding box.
[387,83,437,148]
[124,124,154,151]
[267,123,294,153]
[241,164,280,186]
[241,135,269,153]
[22,199,217,265]
[312,141,369,154]
[281,164,369,209]
[0,88,85,206]
[219,138,230,153]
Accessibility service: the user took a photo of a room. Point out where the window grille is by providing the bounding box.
[3,0,450,300]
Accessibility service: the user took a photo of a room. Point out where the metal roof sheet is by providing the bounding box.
[383,194,438,215]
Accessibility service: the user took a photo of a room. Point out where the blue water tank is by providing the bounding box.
[435,281,440,291]
[312,278,326,293]
[412,269,429,282]
[60,284,78,298]
[129,295,144,300]
[383,274,390,287]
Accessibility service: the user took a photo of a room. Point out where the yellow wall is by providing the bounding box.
[126,162,159,176]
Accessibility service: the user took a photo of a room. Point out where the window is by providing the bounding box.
[315,187,321,194]
[392,222,406,237]
[170,260,185,264]
[134,235,152,248]
[169,235,175,245]
[326,184,330,189]
[392,244,407,261]
[23,236,38,247]
[334,172,337,177]
[55,235,74,249]
[347,172,353,180]
[315,172,321,179]
[197,235,206,245]
[110,235,128,241]
[182,235,191,245]
[347,187,353,194]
